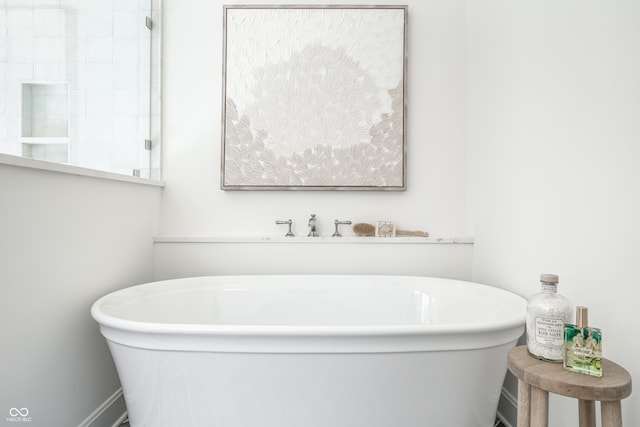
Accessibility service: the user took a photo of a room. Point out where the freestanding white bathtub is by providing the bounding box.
[91,275,526,427]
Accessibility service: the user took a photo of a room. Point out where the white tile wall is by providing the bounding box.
[7,9,33,37]
[86,87,112,115]
[86,0,114,12]
[85,10,112,37]
[113,11,138,38]
[10,0,35,6]
[0,0,154,174]
[82,115,112,170]
[113,61,138,89]
[112,114,138,170]
[85,63,112,89]
[34,37,64,62]
[114,0,140,11]
[34,9,61,37]
[0,63,6,119]
[34,62,65,80]
[7,62,32,80]
[0,37,7,64]
[86,36,112,62]
[113,88,137,115]
[7,36,33,62]
[0,12,7,63]
[112,37,139,61]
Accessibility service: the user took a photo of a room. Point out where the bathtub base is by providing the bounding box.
[109,341,515,427]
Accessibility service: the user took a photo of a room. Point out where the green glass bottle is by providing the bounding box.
[563,306,602,377]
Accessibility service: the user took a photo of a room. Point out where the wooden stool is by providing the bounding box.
[508,345,632,427]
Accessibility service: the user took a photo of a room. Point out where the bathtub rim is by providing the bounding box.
[92,274,526,353]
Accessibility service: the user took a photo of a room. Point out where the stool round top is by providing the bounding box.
[508,345,632,401]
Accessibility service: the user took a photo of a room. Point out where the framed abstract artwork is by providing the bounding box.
[221,5,407,190]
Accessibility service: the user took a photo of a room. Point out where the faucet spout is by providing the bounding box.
[307,214,319,237]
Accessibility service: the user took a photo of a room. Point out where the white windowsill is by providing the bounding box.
[154,236,474,244]
[0,153,165,187]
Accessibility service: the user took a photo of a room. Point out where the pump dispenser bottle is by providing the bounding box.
[526,274,573,362]
[563,306,603,377]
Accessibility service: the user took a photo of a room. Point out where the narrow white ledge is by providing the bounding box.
[154,236,474,244]
[0,153,164,187]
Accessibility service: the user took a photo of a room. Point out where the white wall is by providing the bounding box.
[154,239,474,280]
[0,163,161,426]
[468,1,640,425]
[159,0,469,239]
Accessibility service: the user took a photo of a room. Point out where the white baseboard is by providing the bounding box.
[497,386,518,427]
[111,412,128,427]
[77,388,127,427]
[496,412,515,427]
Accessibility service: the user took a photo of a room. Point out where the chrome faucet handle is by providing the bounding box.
[332,219,352,237]
[275,219,294,237]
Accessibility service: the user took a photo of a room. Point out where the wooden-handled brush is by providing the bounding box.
[352,223,429,237]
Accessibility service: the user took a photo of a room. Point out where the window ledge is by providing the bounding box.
[0,153,165,187]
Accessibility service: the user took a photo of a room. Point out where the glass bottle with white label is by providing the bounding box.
[526,274,573,362]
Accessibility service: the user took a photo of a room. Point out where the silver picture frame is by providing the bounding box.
[221,5,408,191]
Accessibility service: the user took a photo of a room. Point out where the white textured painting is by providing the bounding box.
[221,6,407,190]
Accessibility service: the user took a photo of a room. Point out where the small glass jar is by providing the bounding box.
[526,274,573,362]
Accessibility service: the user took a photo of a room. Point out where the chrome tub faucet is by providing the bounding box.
[332,219,352,237]
[275,219,294,237]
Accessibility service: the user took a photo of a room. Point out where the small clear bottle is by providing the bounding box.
[526,274,573,362]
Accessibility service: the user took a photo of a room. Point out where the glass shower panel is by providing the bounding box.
[0,0,160,179]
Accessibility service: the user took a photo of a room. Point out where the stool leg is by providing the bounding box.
[578,400,596,427]
[517,379,531,427]
[601,400,623,427]
[530,387,549,427]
